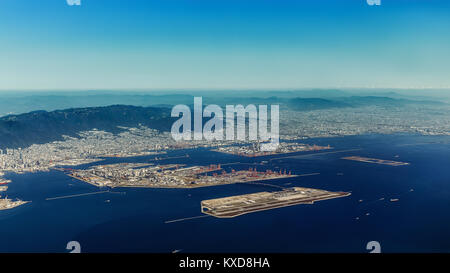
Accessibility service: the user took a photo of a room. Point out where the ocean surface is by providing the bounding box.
[1,134,450,253]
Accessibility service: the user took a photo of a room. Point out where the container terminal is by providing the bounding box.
[62,163,298,188]
[213,142,332,157]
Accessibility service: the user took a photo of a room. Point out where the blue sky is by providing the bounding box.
[0,0,449,90]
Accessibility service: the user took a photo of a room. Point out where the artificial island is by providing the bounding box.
[63,163,297,188]
[201,187,351,218]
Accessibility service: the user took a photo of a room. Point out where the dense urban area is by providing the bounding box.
[1,104,449,177]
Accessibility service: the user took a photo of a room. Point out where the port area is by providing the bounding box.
[213,142,332,157]
[0,176,29,210]
[201,187,351,218]
[62,163,297,188]
[342,156,410,166]
[0,198,29,211]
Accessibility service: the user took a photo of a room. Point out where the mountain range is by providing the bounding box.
[0,95,445,149]
[0,105,173,149]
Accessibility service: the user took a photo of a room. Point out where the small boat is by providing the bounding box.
[172,249,182,253]
[390,198,399,202]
